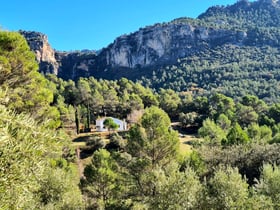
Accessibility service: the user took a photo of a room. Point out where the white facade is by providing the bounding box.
[95,117,127,132]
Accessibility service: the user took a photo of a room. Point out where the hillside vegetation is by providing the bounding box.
[138,0,280,102]
[3,0,280,209]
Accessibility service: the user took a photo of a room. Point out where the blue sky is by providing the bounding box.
[0,0,239,51]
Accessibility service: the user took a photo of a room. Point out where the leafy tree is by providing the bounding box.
[255,164,280,208]
[198,118,226,146]
[179,112,198,127]
[104,117,119,134]
[226,122,250,145]
[259,125,273,144]
[148,162,203,210]
[158,88,181,117]
[0,31,37,87]
[207,166,249,210]
[183,151,206,176]
[37,160,83,209]
[247,123,262,143]
[101,86,119,116]
[247,123,272,144]
[241,95,268,114]
[217,114,231,131]
[193,96,209,116]
[142,92,159,108]
[126,106,179,197]
[83,149,121,209]
[0,105,82,209]
[106,133,126,152]
[63,80,79,106]
[208,93,235,120]
[128,106,179,168]
[0,31,60,127]
[236,103,258,127]
[269,103,280,124]
[269,133,280,144]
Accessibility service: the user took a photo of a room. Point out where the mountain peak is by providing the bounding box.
[21,0,280,87]
[198,0,280,28]
[19,30,59,74]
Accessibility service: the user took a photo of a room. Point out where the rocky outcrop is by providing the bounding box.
[20,31,59,74]
[55,51,97,80]
[20,0,280,81]
[20,23,249,80]
[98,23,247,69]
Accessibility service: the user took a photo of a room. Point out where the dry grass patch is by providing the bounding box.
[179,134,200,154]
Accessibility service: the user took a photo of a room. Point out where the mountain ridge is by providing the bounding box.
[20,0,280,101]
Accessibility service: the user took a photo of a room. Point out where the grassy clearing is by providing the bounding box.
[71,130,200,174]
[179,134,200,154]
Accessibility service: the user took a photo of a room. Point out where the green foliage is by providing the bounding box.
[0,31,38,86]
[209,93,235,120]
[158,88,181,117]
[198,118,226,146]
[148,162,203,210]
[269,133,280,144]
[216,114,231,130]
[199,0,280,29]
[139,45,280,103]
[0,105,82,209]
[184,151,206,175]
[128,106,180,167]
[198,144,280,185]
[207,166,249,210]
[5,3,280,206]
[106,133,126,151]
[83,149,121,209]
[104,117,119,131]
[36,163,83,209]
[179,112,199,127]
[255,164,280,208]
[50,76,158,125]
[236,103,259,127]
[0,31,60,128]
[226,123,250,145]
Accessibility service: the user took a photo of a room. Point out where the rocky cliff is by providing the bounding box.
[55,51,97,80]
[23,22,247,80]
[98,23,247,69]
[20,31,59,74]
[20,0,280,81]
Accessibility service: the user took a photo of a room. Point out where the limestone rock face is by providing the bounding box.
[99,23,247,69]
[55,51,97,80]
[21,23,248,80]
[19,0,280,82]
[20,31,59,74]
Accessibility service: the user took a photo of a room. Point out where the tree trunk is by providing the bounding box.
[87,102,90,130]
[75,106,80,134]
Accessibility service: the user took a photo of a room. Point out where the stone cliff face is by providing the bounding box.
[20,23,248,80]
[98,23,247,69]
[20,0,278,81]
[20,31,59,74]
[55,51,97,80]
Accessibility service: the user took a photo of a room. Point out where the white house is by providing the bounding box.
[95,117,127,132]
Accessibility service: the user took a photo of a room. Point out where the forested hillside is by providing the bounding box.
[3,0,280,209]
[21,0,280,102]
[138,0,280,101]
[0,31,84,209]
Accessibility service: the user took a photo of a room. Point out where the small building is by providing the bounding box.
[95,117,127,132]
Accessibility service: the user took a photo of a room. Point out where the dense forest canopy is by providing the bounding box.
[134,0,280,102]
[0,31,84,209]
[3,0,280,209]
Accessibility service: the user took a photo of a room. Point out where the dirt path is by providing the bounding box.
[76,147,85,179]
